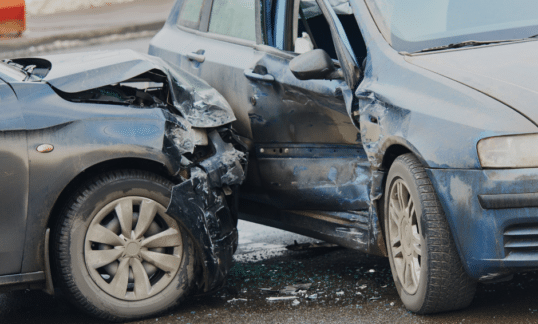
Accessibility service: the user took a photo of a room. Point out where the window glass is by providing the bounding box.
[294,0,365,64]
[366,0,538,52]
[208,0,256,41]
[178,0,205,29]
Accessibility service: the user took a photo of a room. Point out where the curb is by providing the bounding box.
[1,20,165,52]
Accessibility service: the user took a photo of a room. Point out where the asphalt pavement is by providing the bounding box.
[2,36,538,324]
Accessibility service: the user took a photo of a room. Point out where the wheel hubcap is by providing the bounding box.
[84,197,183,301]
[388,179,423,295]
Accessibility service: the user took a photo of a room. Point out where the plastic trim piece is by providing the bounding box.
[478,192,538,209]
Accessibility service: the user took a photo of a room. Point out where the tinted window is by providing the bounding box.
[178,0,205,29]
[208,0,256,41]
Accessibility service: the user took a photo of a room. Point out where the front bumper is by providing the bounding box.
[427,168,538,280]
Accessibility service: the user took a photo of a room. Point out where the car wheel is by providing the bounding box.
[384,154,476,314]
[53,170,197,322]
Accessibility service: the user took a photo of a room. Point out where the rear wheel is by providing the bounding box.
[53,170,196,322]
[384,154,476,314]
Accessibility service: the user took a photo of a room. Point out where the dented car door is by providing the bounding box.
[243,0,369,210]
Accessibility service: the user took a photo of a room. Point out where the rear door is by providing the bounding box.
[0,77,29,275]
[150,0,259,138]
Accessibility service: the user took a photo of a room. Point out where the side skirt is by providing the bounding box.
[239,199,386,256]
[0,272,45,293]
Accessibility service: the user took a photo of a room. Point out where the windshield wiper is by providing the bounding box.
[409,39,520,54]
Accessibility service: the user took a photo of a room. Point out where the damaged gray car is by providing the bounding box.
[149,0,538,316]
[0,50,247,321]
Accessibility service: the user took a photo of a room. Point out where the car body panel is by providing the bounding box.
[404,41,538,126]
[428,167,538,279]
[0,80,28,276]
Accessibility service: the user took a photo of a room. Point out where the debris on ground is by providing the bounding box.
[266,296,299,301]
[227,298,248,303]
[279,283,313,295]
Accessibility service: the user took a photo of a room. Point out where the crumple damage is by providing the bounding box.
[32,49,249,293]
[166,131,247,292]
[37,49,236,128]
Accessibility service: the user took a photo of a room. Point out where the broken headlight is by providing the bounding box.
[477,134,538,168]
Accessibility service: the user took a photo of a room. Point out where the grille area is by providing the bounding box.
[504,224,538,257]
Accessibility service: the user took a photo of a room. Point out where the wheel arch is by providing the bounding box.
[46,157,178,234]
[376,141,429,249]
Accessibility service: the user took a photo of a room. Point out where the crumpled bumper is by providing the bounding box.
[427,168,538,280]
[166,130,246,292]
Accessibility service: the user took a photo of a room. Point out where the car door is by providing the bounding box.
[0,77,29,276]
[239,0,369,210]
[194,0,368,211]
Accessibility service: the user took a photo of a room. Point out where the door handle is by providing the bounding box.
[187,52,205,63]
[244,69,275,82]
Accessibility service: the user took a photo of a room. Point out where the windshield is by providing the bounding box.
[0,61,26,82]
[365,0,538,53]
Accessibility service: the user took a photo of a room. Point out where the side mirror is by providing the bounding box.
[289,49,340,80]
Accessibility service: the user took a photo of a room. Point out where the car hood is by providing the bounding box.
[405,40,538,125]
[39,50,235,128]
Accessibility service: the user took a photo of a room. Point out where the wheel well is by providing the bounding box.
[46,158,177,230]
[377,145,413,246]
[381,145,412,171]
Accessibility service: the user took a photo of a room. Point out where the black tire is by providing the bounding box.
[384,154,476,314]
[52,170,197,322]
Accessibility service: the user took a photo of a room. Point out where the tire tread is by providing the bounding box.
[393,154,476,314]
[52,169,195,322]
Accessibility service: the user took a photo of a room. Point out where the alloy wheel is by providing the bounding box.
[388,179,423,295]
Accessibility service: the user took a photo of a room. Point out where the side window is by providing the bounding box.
[208,0,256,41]
[295,0,367,64]
[177,0,205,29]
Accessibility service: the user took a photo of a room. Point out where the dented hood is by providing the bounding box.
[40,50,235,128]
[405,40,538,124]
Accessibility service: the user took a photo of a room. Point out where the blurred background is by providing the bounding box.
[0,0,175,59]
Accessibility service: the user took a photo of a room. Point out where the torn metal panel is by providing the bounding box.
[166,131,247,292]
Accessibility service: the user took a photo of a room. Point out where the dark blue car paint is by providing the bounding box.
[151,0,538,281]
[350,0,538,278]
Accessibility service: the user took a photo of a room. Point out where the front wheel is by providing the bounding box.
[384,154,476,314]
[53,170,197,322]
